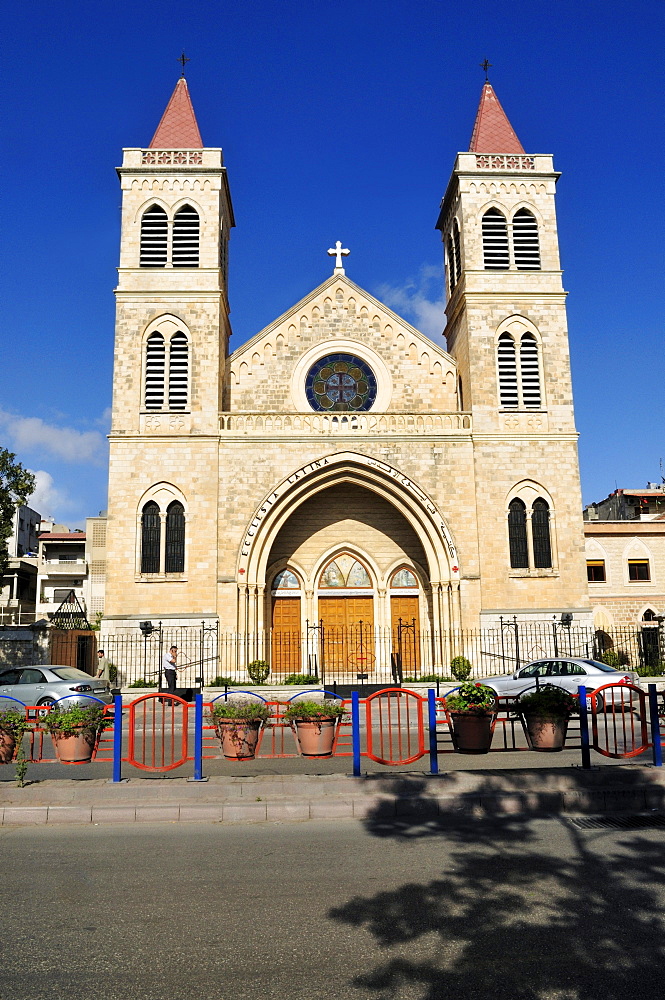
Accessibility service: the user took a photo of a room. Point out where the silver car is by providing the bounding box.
[478,658,638,704]
[0,664,112,709]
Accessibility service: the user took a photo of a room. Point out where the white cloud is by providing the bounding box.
[0,410,107,465]
[375,264,447,344]
[27,470,71,520]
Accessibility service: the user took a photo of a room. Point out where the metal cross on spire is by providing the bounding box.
[327,240,350,274]
[480,58,492,82]
[179,51,190,76]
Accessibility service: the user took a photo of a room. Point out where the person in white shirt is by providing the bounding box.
[162,646,178,693]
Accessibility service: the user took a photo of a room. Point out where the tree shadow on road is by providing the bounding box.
[328,772,665,999]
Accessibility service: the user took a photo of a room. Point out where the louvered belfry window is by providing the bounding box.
[532,499,552,568]
[452,220,462,284]
[145,333,166,409]
[508,499,529,568]
[165,501,185,573]
[447,234,457,294]
[140,206,168,267]
[519,334,541,408]
[168,333,188,410]
[513,209,541,270]
[497,333,518,407]
[482,209,509,269]
[172,205,200,267]
[141,502,161,574]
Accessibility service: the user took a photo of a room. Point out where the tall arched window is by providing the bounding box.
[141,502,161,574]
[140,206,168,267]
[532,499,552,568]
[165,501,185,573]
[168,333,189,410]
[172,205,200,267]
[519,333,541,408]
[508,499,528,568]
[512,209,541,270]
[482,209,509,269]
[144,333,165,409]
[497,333,518,407]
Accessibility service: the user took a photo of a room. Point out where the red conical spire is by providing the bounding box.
[149,78,203,148]
[468,82,524,154]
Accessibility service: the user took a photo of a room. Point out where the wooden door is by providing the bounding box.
[391,596,420,675]
[271,598,301,676]
[319,597,375,674]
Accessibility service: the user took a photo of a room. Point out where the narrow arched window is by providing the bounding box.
[532,498,552,568]
[447,234,457,294]
[497,333,518,407]
[513,209,540,270]
[168,333,188,410]
[453,220,462,284]
[141,502,161,574]
[165,501,185,573]
[482,209,509,269]
[508,499,528,568]
[140,206,168,267]
[145,333,165,409]
[172,205,199,267]
[519,333,541,408]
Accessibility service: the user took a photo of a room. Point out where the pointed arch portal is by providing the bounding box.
[237,452,461,639]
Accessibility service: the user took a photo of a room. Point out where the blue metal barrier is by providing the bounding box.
[427,688,439,775]
[578,685,591,769]
[193,693,204,780]
[112,694,122,782]
[648,684,662,767]
[351,691,361,777]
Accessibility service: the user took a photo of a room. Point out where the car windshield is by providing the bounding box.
[50,668,94,681]
[583,659,620,672]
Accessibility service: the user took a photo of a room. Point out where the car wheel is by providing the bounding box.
[37,697,56,707]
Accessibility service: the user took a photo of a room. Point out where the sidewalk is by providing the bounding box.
[2,763,665,827]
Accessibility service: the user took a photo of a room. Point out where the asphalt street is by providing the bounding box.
[1,813,664,1000]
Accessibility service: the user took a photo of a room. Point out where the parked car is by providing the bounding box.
[0,665,112,709]
[477,658,638,705]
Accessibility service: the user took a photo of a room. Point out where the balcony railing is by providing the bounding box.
[219,412,471,435]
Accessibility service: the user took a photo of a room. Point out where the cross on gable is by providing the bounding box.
[327,240,350,273]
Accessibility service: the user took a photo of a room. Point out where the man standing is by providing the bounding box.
[162,646,178,693]
[96,649,111,682]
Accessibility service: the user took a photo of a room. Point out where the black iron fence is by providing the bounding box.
[41,619,665,688]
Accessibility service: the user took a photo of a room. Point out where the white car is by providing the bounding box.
[0,664,112,709]
[477,658,638,704]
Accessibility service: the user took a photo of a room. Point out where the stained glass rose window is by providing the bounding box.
[305,354,377,412]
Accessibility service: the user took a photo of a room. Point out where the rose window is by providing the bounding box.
[305,354,377,412]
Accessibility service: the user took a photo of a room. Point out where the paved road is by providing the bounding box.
[1,814,664,999]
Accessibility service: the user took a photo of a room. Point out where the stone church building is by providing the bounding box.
[104,77,590,676]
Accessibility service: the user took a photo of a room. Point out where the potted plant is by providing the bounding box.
[207,699,271,760]
[40,704,111,763]
[518,684,578,751]
[444,681,497,754]
[283,699,346,757]
[0,708,29,764]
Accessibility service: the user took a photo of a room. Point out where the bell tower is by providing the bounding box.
[105,78,234,628]
[435,80,589,624]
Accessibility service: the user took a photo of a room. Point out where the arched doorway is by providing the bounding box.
[318,554,375,675]
[390,567,421,675]
[270,569,302,676]
[640,609,662,671]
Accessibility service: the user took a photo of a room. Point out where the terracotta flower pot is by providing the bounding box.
[523,715,569,752]
[292,717,338,757]
[51,728,97,763]
[0,730,17,764]
[450,712,494,754]
[216,720,262,760]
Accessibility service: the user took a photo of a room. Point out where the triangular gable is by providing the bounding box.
[229,273,452,365]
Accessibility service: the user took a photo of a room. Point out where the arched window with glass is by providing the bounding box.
[140,502,161,574]
[531,498,552,568]
[165,501,185,573]
[508,498,528,569]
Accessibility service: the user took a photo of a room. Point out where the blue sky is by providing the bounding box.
[2,0,663,526]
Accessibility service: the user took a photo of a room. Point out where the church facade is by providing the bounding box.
[103,77,590,676]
